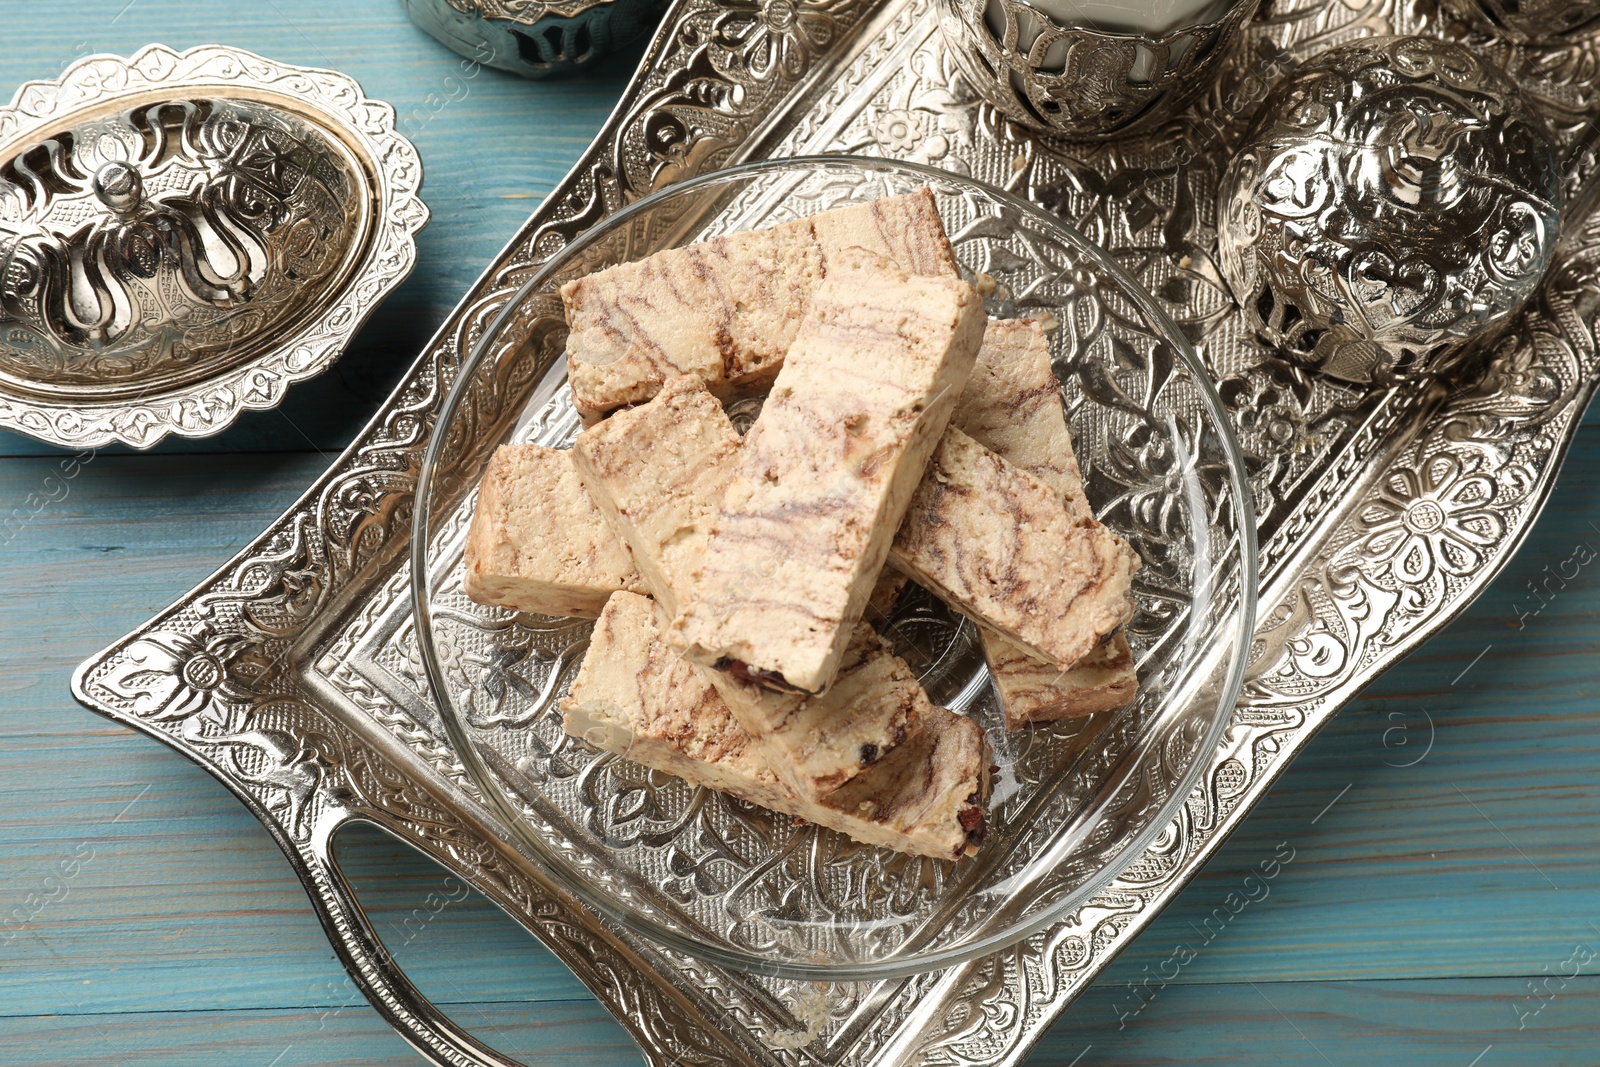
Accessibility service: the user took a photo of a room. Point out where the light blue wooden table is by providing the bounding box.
[3,4,1598,1065]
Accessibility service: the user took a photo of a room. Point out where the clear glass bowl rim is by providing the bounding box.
[410,154,1261,981]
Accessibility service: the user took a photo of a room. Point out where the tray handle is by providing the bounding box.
[297,810,531,1067]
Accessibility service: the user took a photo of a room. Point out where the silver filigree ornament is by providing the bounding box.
[0,45,428,448]
[1217,36,1562,385]
[936,0,1261,139]
[403,0,672,78]
[1444,0,1600,43]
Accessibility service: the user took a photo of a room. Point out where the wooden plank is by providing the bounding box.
[0,0,639,459]
[0,455,590,1014]
[4,3,1600,1062]
[3,977,1597,1066]
[1038,976,1600,1066]
[0,1001,642,1067]
[1,437,1599,1061]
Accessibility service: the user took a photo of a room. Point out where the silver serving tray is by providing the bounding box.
[71,0,1600,1063]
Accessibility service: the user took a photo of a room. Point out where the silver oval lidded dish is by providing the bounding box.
[0,44,428,449]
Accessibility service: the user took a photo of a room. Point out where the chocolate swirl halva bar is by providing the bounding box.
[891,427,1139,671]
[952,318,1091,521]
[669,247,986,695]
[560,189,960,421]
[981,629,1138,729]
[572,375,937,802]
[949,319,1140,724]
[569,375,741,620]
[561,592,990,860]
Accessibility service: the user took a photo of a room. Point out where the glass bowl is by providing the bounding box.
[411,156,1258,980]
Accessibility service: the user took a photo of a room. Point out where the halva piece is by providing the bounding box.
[572,376,933,801]
[463,444,640,618]
[561,189,959,420]
[569,375,742,618]
[982,629,1138,729]
[952,319,1139,724]
[561,592,989,859]
[954,318,1090,522]
[670,247,986,694]
[891,428,1138,669]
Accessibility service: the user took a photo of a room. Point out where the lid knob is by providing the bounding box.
[93,160,144,214]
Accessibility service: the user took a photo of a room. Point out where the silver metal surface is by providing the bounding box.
[403,0,670,78]
[936,0,1259,138]
[408,157,1256,979]
[1217,36,1562,384]
[0,44,427,449]
[1445,0,1600,42]
[71,0,1600,1064]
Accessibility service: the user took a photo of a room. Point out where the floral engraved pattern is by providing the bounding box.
[578,755,707,850]
[841,49,980,172]
[1356,456,1505,588]
[106,630,271,722]
[713,0,846,80]
[94,624,327,836]
[433,609,589,730]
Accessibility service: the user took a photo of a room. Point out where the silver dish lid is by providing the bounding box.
[0,44,428,448]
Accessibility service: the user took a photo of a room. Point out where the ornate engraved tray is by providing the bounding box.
[71,1,1600,1064]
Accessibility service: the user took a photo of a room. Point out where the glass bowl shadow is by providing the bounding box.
[410,155,1259,981]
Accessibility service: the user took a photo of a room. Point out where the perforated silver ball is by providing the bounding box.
[1217,36,1561,384]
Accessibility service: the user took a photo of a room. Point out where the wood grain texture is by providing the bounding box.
[4,440,1599,1063]
[7,978,1600,1067]
[2,3,1599,1065]
[0,1001,642,1067]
